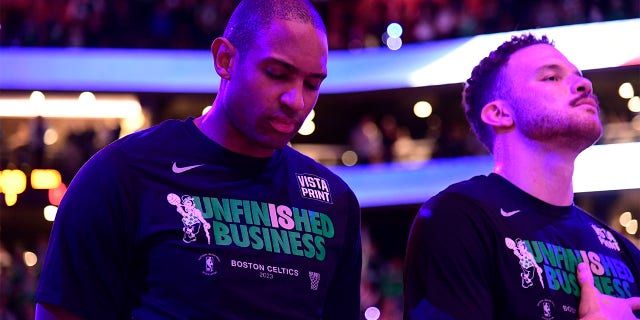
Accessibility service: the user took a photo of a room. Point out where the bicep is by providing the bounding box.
[36,149,135,318]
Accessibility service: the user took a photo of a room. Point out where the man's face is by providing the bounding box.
[501,44,602,152]
[221,19,328,157]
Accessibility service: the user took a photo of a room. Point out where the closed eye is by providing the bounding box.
[266,69,287,79]
[305,80,322,91]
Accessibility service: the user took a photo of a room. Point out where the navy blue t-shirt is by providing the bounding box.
[404,173,640,320]
[36,118,362,319]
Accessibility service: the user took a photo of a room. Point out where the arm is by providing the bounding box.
[34,147,136,319]
[403,192,495,319]
[36,303,82,320]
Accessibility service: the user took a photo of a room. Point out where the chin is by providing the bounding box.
[573,131,602,151]
[262,138,291,151]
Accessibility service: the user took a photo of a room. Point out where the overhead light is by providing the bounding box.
[414,101,433,118]
[48,182,67,206]
[44,205,58,222]
[0,92,143,119]
[298,120,315,136]
[619,82,635,99]
[626,219,638,235]
[23,251,38,267]
[620,211,632,227]
[31,169,62,189]
[0,169,27,206]
[628,96,640,113]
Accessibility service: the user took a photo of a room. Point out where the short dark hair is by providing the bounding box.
[223,0,326,55]
[462,34,553,153]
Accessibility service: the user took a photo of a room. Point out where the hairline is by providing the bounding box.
[462,34,554,153]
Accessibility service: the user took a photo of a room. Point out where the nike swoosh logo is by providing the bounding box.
[172,162,205,173]
[500,208,521,217]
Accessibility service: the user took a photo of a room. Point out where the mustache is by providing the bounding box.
[571,93,600,108]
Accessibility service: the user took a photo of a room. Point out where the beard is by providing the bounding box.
[511,99,603,152]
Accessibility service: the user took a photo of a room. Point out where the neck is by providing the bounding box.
[493,140,577,206]
[194,102,275,158]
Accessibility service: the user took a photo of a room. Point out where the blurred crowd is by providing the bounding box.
[0,0,638,319]
[1,0,638,50]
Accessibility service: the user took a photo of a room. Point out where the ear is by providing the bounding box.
[481,100,514,129]
[211,37,236,80]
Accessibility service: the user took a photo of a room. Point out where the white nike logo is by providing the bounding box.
[172,162,204,173]
[500,208,521,217]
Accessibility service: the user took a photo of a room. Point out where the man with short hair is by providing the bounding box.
[35,1,362,319]
[404,34,640,319]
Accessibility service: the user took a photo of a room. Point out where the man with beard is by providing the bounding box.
[404,34,640,319]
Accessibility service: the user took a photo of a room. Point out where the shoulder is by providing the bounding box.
[412,174,505,232]
[425,175,491,207]
[444,174,493,195]
[111,118,191,150]
[75,119,193,179]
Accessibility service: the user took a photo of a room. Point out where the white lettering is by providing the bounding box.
[301,188,330,202]
[230,259,265,271]
[267,265,299,276]
[296,175,308,187]
[318,178,328,192]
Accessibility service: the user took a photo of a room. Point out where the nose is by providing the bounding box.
[280,85,305,112]
[574,75,593,95]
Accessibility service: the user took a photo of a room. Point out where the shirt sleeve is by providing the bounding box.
[322,191,362,319]
[35,146,138,319]
[403,191,496,320]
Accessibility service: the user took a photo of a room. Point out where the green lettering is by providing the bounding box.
[249,226,264,250]
[212,198,232,222]
[270,228,291,254]
[301,233,315,259]
[230,199,243,223]
[288,231,303,256]
[564,249,580,273]
[319,212,334,238]
[539,242,558,267]
[251,202,270,226]
[557,268,573,295]
[555,245,566,270]
[544,265,560,290]
[599,255,619,278]
[314,235,325,261]
[242,200,254,224]
[262,227,273,251]
[596,276,615,295]
[528,240,544,264]
[293,208,312,232]
[309,211,322,235]
[593,276,604,293]
[230,224,250,247]
[193,196,213,219]
[212,221,231,245]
